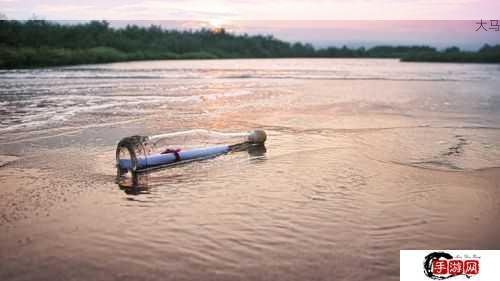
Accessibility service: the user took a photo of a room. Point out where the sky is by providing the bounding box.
[1,0,500,49]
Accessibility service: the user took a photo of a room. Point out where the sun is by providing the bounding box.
[208,18,225,28]
[207,18,228,33]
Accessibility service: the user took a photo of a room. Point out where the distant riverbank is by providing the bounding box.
[0,46,219,69]
[1,20,500,69]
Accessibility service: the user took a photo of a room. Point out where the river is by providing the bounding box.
[1,59,500,281]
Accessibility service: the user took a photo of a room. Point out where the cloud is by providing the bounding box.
[21,0,239,20]
[110,1,237,19]
[1,0,499,20]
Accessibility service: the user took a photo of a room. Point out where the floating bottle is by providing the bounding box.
[116,129,267,175]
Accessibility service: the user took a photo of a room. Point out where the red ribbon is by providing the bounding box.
[160,148,181,161]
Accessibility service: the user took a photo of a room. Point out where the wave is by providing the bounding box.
[2,61,499,82]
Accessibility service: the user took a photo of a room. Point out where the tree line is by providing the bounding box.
[0,20,499,68]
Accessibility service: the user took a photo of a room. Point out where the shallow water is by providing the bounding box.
[1,59,500,281]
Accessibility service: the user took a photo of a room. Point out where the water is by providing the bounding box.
[1,59,500,281]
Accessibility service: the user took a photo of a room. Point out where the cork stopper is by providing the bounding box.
[247,130,267,144]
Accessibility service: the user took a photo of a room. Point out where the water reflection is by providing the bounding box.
[116,172,151,195]
[247,143,267,157]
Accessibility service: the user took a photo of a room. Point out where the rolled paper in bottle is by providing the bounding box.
[118,145,230,170]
